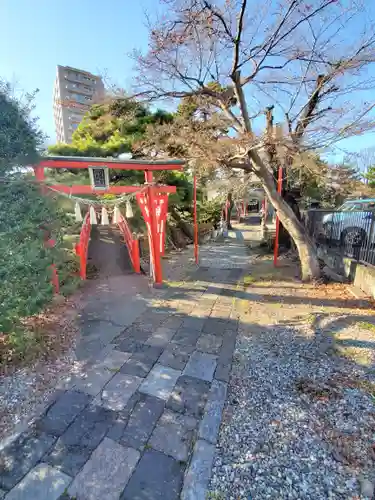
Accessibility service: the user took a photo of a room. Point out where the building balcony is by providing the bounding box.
[65,83,94,96]
[64,72,96,86]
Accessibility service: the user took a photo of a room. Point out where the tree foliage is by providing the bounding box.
[0,82,77,341]
[321,162,362,206]
[365,165,375,189]
[48,98,174,158]
[0,81,44,175]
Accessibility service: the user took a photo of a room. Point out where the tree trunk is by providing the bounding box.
[255,162,321,281]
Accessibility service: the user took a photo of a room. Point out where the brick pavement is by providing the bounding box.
[0,230,251,500]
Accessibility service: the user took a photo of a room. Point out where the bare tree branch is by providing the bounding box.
[231,0,248,75]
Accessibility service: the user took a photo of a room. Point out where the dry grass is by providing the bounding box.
[358,321,375,333]
[242,274,256,287]
[334,344,373,367]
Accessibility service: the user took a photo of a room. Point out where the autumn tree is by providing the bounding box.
[365,166,375,189]
[134,0,375,280]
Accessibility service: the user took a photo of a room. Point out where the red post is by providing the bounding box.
[33,166,47,195]
[148,186,163,285]
[50,265,60,294]
[33,166,45,182]
[36,169,59,292]
[193,175,199,265]
[273,166,283,267]
[145,171,163,285]
[132,239,141,273]
[46,238,60,294]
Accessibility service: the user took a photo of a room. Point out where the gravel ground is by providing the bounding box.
[0,296,85,444]
[209,256,375,500]
[0,352,83,446]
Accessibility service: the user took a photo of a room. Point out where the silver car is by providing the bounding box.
[322,199,375,246]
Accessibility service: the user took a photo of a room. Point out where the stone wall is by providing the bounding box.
[317,245,375,298]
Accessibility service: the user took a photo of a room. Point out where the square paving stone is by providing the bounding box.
[175,302,195,314]
[120,345,163,378]
[118,394,165,450]
[211,308,232,320]
[37,390,92,436]
[106,392,142,441]
[5,463,71,500]
[196,334,222,355]
[73,366,114,397]
[45,441,90,479]
[120,449,184,500]
[202,318,228,335]
[45,405,117,476]
[158,344,194,371]
[171,327,201,347]
[214,330,237,382]
[139,364,181,401]
[0,430,56,491]
[96,373,143,411]
[69,438,140,500]
[183,351,217,382]
[167,375,210,418]
[162,317,184,330]
[198,380,227,444]
[180,440,216,500]
[126,322,156,334]
[141,311,170,325]
[181,317,205,332]
[115,337,145,354]
[94,349,132,370]
[149,410,197,462]
[146,327,177,347]
[193,308,212,319]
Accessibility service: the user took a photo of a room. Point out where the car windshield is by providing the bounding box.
[339,201,375,211]
[338,202,357,211]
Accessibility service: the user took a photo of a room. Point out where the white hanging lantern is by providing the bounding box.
[89,205,97,225]
[113,206,121,224]
[125,200,133,218]
[74,202,82,222]
[101,206,109,225]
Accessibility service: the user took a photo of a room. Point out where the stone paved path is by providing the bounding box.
[0,227,253,500]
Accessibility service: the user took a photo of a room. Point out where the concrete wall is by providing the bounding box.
[317,245,375,298]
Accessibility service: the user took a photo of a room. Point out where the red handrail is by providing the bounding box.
[75,211,91,279]
[117,214,141,273]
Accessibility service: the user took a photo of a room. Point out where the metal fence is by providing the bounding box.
[304,208,375,266]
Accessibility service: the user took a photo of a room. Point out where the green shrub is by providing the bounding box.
[0,180,78,334]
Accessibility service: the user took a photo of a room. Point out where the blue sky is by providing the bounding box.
[1,0,374,163]
[0,0,156,141]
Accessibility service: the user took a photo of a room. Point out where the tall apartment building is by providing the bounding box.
[53,65,105,143]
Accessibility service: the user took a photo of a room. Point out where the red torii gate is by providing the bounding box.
[34,156,185,286]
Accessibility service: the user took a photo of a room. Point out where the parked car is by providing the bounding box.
[322,199,375,246]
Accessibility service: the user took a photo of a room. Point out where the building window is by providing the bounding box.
[69,114,82,122]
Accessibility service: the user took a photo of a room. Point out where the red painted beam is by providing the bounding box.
[47,184,176,195]
[39,160,183,171]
